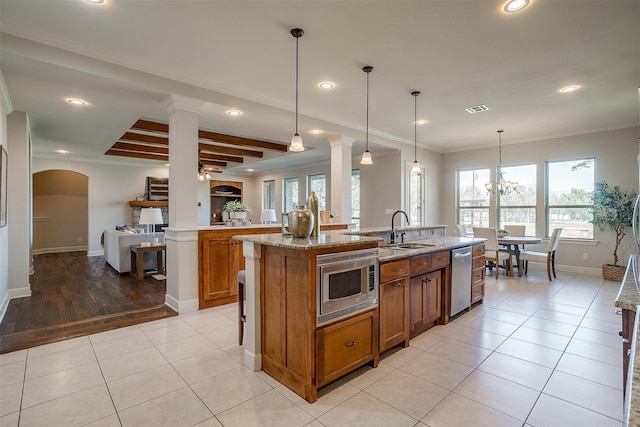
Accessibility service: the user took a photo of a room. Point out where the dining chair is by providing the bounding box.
[455,224,469,237]
[518,228,562,280]
[503,225,526,269]
[473,227,513,278]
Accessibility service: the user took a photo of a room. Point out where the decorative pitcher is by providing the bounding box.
[307,191,320,237]
[287,205,314,238]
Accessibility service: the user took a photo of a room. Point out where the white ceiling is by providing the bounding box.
[1,0,639,174]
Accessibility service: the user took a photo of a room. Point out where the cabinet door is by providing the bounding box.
[201,238,238,303]
[425,270,442,323]
[380,277,409,352]
[410,275,427,332]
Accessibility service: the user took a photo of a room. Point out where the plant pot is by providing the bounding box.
[229,212,247,220]
[602,264,626,282]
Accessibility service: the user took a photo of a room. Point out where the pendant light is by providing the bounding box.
[410,91,421,173]
[360,66,374,165]
[485,130,518,195]
[289,28,305,152]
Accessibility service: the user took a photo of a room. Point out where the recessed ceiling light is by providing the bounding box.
[309,129,323,135]
[559,85,581,93]
[416,120,429,125]
[318,82,335,90]
[246,168,256,172]
[66,98,87,106]
[86,0,105,3]
[55,149,70,155]
[503,0,530,13]
[226,110,242,116]
[164,163,170,167]
[465,104,490,114]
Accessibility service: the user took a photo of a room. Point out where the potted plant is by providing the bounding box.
[590,180,637,281]
[223,200,252,219]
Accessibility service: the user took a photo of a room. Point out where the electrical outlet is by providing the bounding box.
[385,209,394,214]
[583,253,588,260]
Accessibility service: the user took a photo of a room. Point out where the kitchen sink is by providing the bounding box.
[382,242,437,250]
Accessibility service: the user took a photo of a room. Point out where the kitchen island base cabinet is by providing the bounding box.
[316,309,379,388]
[379,259,410,353]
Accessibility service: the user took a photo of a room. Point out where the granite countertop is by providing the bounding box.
[615,256,640,427]
[377,236,484,262]
[232,231,382,249]
[199,223,352,231]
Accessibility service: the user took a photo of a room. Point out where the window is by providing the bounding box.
[498,164,536,235]
[408,167,424,226]
[351,169,360,226]
[457,168,490,228]
[308,173,327,211]
[262,180,275,210]
[547,158,594,239]
[284,177,298,212]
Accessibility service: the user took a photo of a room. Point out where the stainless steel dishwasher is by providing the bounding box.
[450,246,472,317]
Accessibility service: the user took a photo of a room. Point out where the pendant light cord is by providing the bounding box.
[295,34,299,135]
[414,95,417,161]
[366,70,369,150]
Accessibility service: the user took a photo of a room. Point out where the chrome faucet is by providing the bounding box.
[390,210,410,244]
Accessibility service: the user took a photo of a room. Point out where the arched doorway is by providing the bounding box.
[32,170,88,254]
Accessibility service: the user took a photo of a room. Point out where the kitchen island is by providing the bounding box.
[615,255,640,426]
[198,222,350,309]
[234,230,485,403]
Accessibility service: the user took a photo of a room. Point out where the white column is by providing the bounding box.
[7,111,32,299]
[242,240,262,371]
[162,95,205,313]
[328,136,354,224]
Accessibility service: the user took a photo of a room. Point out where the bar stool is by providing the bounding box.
[238,270,246,345]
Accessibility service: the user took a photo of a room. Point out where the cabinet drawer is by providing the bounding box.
[410,255,431,276]
[431,251,450,270]
[471,284,484,304]
[472,257,485,270]
[316,310,376,387]
[380,259,410,282]
[472,244,485,257]
[472,268,485,284]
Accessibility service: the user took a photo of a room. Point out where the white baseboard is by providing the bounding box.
[87,250,104,257]
[1,286,32,322]
[32,246,88,255]
[164,294,198,314]
[244,350,262,371]
[0,292,8,325]
[523,262,601,277]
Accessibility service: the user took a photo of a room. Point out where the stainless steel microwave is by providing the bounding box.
[316,248,378,326]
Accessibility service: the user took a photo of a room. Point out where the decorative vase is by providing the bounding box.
[288,205,314,238]
[307,191,320,237]
[229,211,246,220]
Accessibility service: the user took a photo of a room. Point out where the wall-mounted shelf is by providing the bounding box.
[129,200,168,207]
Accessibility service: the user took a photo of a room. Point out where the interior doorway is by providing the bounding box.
[32,170,88,254]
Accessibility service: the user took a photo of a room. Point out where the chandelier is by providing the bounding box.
[485,130,518,196]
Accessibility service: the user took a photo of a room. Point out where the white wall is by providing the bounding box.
[32,158,170,255]
[441,126,640,271]
[0,73,11,321]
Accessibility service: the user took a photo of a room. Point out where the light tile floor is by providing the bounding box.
[0,269,625,426]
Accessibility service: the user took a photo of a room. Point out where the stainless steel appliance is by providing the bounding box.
[450,246,472,316]
[316,248,378,326]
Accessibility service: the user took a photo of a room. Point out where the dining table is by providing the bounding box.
[497,235,543,276]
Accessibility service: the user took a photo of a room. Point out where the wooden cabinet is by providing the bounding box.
[471,244,485,305]
[316,309,379,388]
[410,270,442,333]
[210,180,243,224]
[199,235,240,307]
[379,258,410,353]
[622,308,636,396]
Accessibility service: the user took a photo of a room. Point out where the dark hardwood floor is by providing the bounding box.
[0,251,176,354]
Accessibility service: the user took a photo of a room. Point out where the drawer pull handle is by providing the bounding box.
[623,338,630,344]
[392,282,403,287]
[345,341,357,348]
[417,262,427,266]
[423,278,432,284]
[393,268,403,272]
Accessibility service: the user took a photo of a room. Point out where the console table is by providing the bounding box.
[130,244,165,280]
